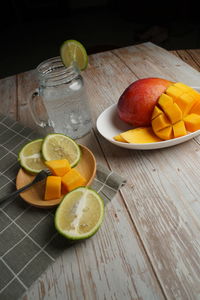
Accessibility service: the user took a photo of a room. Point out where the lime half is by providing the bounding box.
[60,39,88,71]
[55,187,104,240]
[18,139,46,174]
[42,133,81,167]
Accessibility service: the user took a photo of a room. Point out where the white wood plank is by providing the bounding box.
[0,75,17,118]
[113,42,200,86]
[81,44,200,298]
[17,70,39,129]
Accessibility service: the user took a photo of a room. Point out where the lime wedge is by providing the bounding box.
[18,139,46,174]
[60,39,88,70]
[55,187,104,240]
[42,133,81,167]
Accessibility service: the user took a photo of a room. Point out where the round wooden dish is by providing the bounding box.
[16,144,96,208]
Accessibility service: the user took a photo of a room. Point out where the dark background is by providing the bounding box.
[1,0,200,78]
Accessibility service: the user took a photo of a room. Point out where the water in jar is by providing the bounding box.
[42,76,92,139]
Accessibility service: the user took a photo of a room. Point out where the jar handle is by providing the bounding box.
[28,88,49,128]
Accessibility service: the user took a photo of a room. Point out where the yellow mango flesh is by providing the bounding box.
[166,85,196,116]
[166,85,184,100]
[173,121,187,137]
[151,114,171,132]
[44,176,61,200]
[45,159,71,177]
[158,93,173,107]
[184,113,200,132]
[165,103,182,124]
[174,82,194,92]
[190,101,200,115]
[176,94,195,116]
[151,106,163,119]
[113,134,127,142]
[156,126,173,140]
[61,168,87,193]
[119,127,162,143]
[152,83,200,140]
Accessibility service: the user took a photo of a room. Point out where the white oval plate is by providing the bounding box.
[96,87,200,150]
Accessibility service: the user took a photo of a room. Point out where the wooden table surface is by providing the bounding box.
[1,42,200,300]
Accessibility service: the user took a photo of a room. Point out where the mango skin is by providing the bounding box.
[117,78,172,127]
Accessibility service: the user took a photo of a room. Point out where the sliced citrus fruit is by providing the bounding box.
[60,39,88,71]
[42,133,81,167]
[18,139,46,174]
[55,187,104,240]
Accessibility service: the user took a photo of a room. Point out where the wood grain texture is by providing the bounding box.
[82,43,200,299]
[1,42,200,300]
[0,75,17,119]
[17,70,39,129]
[172,49,200,72]
[113,43,200,86]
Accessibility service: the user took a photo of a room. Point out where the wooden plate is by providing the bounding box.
[16,144,96,208]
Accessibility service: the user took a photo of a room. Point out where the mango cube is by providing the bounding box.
[156,126,173,140]
[174,93,196,116]
[164,103,182,124]
[190,100,200,115]
[44,176,61,200]
[45,159,71,177]
[151,106,163,120]
[152,114,171,132]
[184,113,200,132]
[190,90,200,102]
[173,82,194,93]
[166,85,196,115]
[158,93,173,109]
[61,168,86,193]
[166,85,184,100]
[173,83,200,101]
[151,82,198,140]
[173,121,187,138]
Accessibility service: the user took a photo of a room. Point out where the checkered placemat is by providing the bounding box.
[0,114,126,300]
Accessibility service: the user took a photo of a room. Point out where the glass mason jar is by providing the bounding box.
[29,57,92,139]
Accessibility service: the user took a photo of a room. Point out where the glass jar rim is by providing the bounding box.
[37,57,80,86]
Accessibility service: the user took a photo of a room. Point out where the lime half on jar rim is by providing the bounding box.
[60,39,88,71]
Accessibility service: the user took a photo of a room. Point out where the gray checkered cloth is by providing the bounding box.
[0,114,126,300]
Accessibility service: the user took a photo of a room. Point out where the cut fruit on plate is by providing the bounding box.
[42,133,81,167]
[96,102,200,150]
[18,139,46,174]
[55,187,104,240]
[16,144,96,208]
[60,39,88,71]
